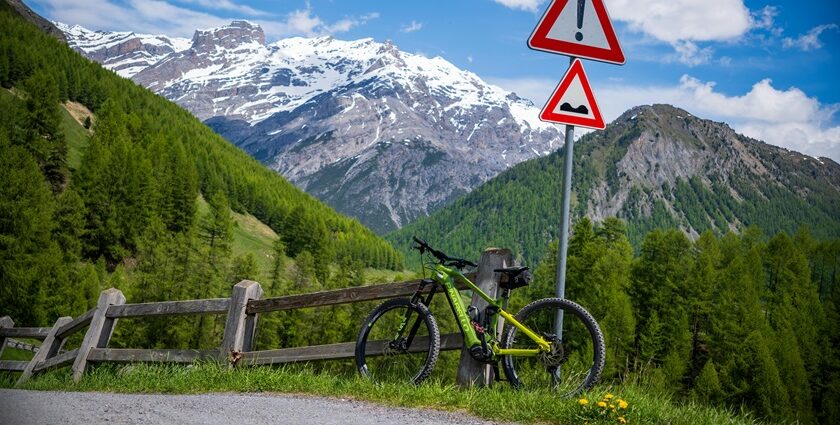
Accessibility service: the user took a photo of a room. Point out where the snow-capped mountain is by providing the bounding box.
[59,20,564,232]
[55,22,190,78]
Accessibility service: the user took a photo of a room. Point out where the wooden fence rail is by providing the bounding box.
[1,248,513,388]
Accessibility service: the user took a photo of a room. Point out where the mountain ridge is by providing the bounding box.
[388,104,840,266]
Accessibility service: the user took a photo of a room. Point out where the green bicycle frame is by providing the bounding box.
[428,264,551,357]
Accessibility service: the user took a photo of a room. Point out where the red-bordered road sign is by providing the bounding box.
[528,0,625,65]
[540,58,605,129]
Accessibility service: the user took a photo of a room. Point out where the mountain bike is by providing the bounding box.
[355,237,605,396]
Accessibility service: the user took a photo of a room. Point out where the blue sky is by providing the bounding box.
[29,0,840,160]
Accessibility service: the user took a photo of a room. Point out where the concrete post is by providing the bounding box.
[72,288,125,382]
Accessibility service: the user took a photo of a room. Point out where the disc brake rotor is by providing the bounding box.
[538,334,566,368]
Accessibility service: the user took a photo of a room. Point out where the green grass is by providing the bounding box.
[60,102,90,170]
[1,362,763,425]
[196,195,279,283]
[0,346,35,361]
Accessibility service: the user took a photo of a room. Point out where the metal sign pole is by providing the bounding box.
[555,125,574,303]
[554,56,576,351]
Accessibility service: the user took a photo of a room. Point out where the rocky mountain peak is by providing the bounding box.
[579,103,840,227]
[191,20,265,51]
[379,40,401,58]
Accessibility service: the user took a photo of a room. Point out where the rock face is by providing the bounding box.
[59,21,564,233]
[54,22,190,78]
[583,104,840,231]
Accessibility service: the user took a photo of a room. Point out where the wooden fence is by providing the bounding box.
[0,248,514,388]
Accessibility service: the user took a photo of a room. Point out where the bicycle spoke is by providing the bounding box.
[503,298,604,397]
[356,299,440,384]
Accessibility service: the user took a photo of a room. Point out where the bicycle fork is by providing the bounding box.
[391,279,437,350]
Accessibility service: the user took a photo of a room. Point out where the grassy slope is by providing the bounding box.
[61,100,91,169]
[0,89,90,170]
[196,195,278,283]
[0,363,762,425]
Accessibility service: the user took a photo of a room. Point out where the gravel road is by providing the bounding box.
[0,389,505,425]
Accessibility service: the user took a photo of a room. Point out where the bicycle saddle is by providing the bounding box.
[494,267,531,290]
[493,266,529,275]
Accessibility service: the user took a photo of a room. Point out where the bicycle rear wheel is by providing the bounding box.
[355,298,440,384]
[501,297,605,397]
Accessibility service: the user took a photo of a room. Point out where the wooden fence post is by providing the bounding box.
[0,316,13,359]
[72,288,125,382]
[17,316,71,386]
[455,248,513,388]
[220,280,263,363]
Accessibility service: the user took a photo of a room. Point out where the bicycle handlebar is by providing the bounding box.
[412,236,477,269]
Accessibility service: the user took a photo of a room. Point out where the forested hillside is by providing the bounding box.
[509,219,840,424]
[389,105,840,267]
[0,1,403,342]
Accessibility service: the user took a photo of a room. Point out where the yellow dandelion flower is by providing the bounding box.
[609,404,615,409]
[605,394,615,399]
[578,398,589,405]
[618,399,629,409]
[618,417,627,424]
[597,401,607,408]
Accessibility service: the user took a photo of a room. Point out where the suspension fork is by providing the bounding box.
[406,283,437,346]
[393,279,436,346]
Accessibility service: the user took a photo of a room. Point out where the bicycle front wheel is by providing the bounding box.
[501,297,605,397]
[355,298,440,384]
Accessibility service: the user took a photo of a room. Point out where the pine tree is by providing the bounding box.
[692,360,723,404]
[199,191,234,270]
[230,253,259,284]
[23,70,67,192]
[0,136,56,324]
[52,187,86,259]
[270,237,287,294]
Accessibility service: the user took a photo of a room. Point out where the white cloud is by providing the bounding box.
[752,5,782,36]
[607,1,802,66]
[610,0,752,43]
[489,75,840,160]
[485,76,556,105]
[253,9,379,38]
[782,24,839,51]
[400,20,423,33]
[670,40,713,66]
[37,0,378,39]
[38,0,229,37]
[326,12,379,35]
[492,0,542,12]
[179,0,268,17]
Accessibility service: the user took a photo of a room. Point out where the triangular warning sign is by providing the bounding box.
[540,59,605,129]
[528,0,625,65]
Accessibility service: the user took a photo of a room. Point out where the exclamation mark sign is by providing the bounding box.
[575,0,585,41]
